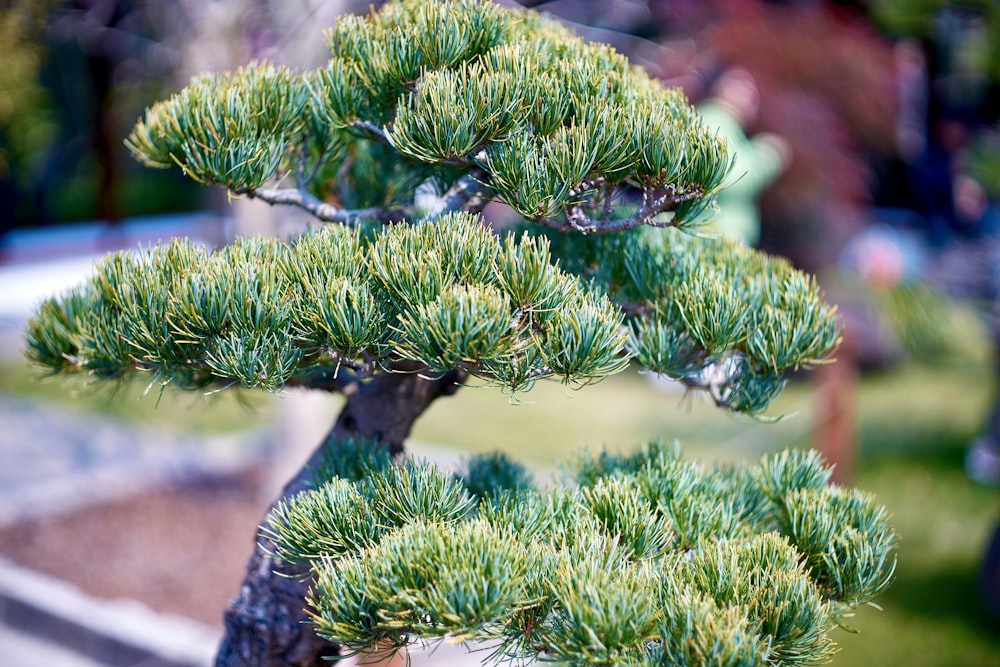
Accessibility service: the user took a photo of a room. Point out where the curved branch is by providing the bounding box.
[249,187,406,223]
[434,167,492,217]
[535,183,704,235]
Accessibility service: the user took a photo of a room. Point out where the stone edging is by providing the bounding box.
[0,556,219,667]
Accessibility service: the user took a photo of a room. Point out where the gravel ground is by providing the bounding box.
[0,470,271,629]
[0,471,507,667]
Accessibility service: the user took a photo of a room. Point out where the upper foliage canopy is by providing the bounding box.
[123,0,729,231]
[25,0,841,416]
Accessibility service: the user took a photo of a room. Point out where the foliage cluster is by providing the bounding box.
[264,440,896,667]
[123,0,729,233]
[21,0,845,417]
[25,211,837,415]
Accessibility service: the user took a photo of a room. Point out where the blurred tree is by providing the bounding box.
[510,1,901,271]
[0,0,58,233]
[1,0,204,228]
[863,0,1000,211]
[0,0,370,232]
[698,1,899,271]
[866,0,1000,83]
[24,1,895,665]
[970,125,1000,197]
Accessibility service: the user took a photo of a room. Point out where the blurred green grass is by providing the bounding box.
[2,354,999,665]
[0,361,277,434]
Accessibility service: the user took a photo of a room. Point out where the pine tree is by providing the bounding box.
[24,2,894,665]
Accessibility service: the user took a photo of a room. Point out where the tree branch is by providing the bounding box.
[351,119,389,142]
[535,183,704,235]
[433,167,492,217]
[296,142,326,192]
[249,187,406,223]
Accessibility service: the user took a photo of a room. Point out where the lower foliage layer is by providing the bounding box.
[264,440,896,667]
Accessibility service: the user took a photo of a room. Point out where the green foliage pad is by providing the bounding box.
[263,441,896,666]
[25,214,838,415]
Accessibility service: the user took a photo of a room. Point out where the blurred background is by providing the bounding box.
[1,0,999,665]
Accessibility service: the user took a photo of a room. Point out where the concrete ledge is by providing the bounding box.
[0,395,274,528]
[0,557,219,667]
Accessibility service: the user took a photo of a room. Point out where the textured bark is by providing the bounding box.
[215,369,465,667]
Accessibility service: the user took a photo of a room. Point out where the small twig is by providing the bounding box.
[299,144,327,190]
[568,175,607,199]
[436,145,488,169]
[335,152,354,204]
[330,350,376,380]
[509,307,526,332]
[351,119,389,142]
[602,182,615,220]
[529,365,552,380]
[294,148,307,191]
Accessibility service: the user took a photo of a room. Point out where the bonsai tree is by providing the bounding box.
[24,1,895,665]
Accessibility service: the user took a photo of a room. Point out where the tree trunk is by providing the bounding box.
[215,369,464,667]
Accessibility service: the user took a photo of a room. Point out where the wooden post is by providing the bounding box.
[813,331,858,485]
